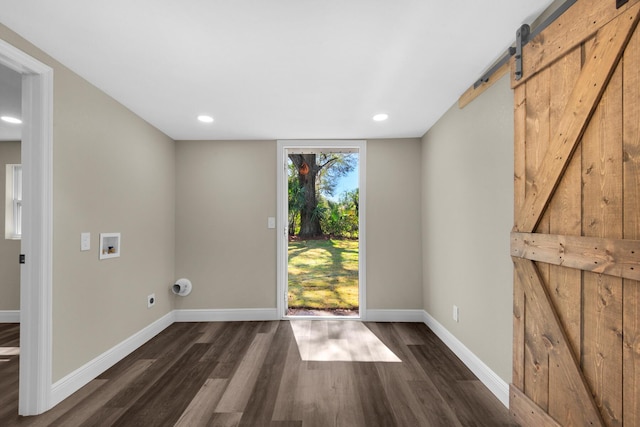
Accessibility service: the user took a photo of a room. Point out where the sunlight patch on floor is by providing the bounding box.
[290,320,401,362]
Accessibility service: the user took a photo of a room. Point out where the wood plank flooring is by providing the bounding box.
[0,321,517,426]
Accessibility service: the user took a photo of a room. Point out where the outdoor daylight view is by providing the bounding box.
[287,151,359,317]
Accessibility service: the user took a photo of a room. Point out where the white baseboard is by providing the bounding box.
[46,307,507,412]
[49,308,277,408]
[174,308,279,322]
[0,310,19,323]
[365,309,424,322]
[422,310,509,408]
[50,311,175,407]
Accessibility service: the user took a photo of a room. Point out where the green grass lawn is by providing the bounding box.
[288,239,359,309]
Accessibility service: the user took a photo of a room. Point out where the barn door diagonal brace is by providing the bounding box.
[514,24,530,81]
[512,258,605,426]
[514,3,640,232]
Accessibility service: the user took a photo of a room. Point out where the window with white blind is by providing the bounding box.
[5,164,22,239]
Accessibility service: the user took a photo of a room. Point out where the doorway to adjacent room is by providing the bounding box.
[0,38,54,416]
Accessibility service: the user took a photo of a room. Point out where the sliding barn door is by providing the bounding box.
[511,1,640,426]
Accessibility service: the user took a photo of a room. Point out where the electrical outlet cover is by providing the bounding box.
[81,232,91,251]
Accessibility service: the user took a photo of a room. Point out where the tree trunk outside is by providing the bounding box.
[289,154,323,238]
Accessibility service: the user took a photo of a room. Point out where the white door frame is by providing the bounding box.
[0,39,54,415]
[276,140,366,320]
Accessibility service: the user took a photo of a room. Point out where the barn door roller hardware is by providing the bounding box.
[472,0,577,87]
[514,24,530,81]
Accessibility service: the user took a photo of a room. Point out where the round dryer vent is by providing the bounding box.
[172,278,192,296]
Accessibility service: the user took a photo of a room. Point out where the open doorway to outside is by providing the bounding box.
[277,140,366,320]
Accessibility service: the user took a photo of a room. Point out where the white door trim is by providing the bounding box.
[0,39,54,415]
[276,140,367,320]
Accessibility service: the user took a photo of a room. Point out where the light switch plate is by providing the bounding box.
[81,232,91,251]
[268,217,276,229]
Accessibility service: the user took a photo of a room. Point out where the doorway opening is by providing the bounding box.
[277,140,366,320]
[0,62,22,322]
[0,38,54,416]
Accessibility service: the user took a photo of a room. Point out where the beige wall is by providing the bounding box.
[0,24,176,382]
[174,140,277,309]
[0,141,20,311]
[367,139,423,309]
[421,75,514,382]
[174,138,423,312]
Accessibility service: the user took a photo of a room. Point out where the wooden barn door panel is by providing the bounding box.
[511,1,640,426]
[545,46,583,423]
[513,83,526,393]
[546,45,582,360]
[513,5,640,234]
[623,16,640,426]
[517,0,640,81]
[523,65,551,411]
[581,41,624,426]
[515,258,603,426]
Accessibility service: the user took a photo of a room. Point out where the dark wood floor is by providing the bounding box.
[0,321,517,426]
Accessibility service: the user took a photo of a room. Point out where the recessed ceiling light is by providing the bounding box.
[197,115,214,123]
[372,113,388,122]
[1,116,22,124]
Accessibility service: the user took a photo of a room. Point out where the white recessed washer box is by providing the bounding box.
[99,233,121,260]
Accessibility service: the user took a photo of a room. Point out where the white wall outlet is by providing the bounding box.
[453,305,459,322]
[80,232,91,251]
[267,217,276,229]
[147,293,156,308]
